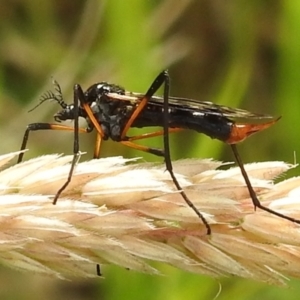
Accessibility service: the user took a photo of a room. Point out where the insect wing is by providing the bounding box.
[166,96,274,120]
[107,92,275,122]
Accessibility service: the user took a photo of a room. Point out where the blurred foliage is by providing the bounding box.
[1,0,300,299]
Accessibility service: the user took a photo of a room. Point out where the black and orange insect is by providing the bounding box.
[18,70,299,234]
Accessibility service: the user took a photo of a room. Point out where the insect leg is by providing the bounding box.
[118,71,211,233]
[231,144,300,224]
[78,86,105,159]
[96,264,102,276]
[120,140,164,156]
[121,128,182,156]
[17,121,88,204]
[127,128,182,141]
[162,71,211,235]
[93,132,102,159]
[53,84,84,204]
[18,123,81,163]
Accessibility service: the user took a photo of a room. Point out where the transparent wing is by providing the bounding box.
[107,91,275,121]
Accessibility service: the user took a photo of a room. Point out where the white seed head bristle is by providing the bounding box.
[1,151,300,285]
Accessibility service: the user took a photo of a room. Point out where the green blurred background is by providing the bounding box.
[1,0,300,299]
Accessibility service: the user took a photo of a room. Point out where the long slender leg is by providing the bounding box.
[120,140,164,156]
[125,71,211,234]
[17,120,88,204]
[17,123,86,163]
[77,87,106,159]
[120,128,183,156]
[127,128,182,141]
[93,132,102,159]
[120,85,158,139]
[52,85,82,204]
[162,71,211,235]
[231,144,300,224]
[72,86,105,277]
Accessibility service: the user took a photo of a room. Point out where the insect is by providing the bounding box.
[18,71,300,234]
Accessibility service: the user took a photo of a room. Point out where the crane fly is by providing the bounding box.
[18,70,298,235]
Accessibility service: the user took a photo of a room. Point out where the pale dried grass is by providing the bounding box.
[1,151,300,285]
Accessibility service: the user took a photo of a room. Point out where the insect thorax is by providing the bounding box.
[85,82,135,141]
